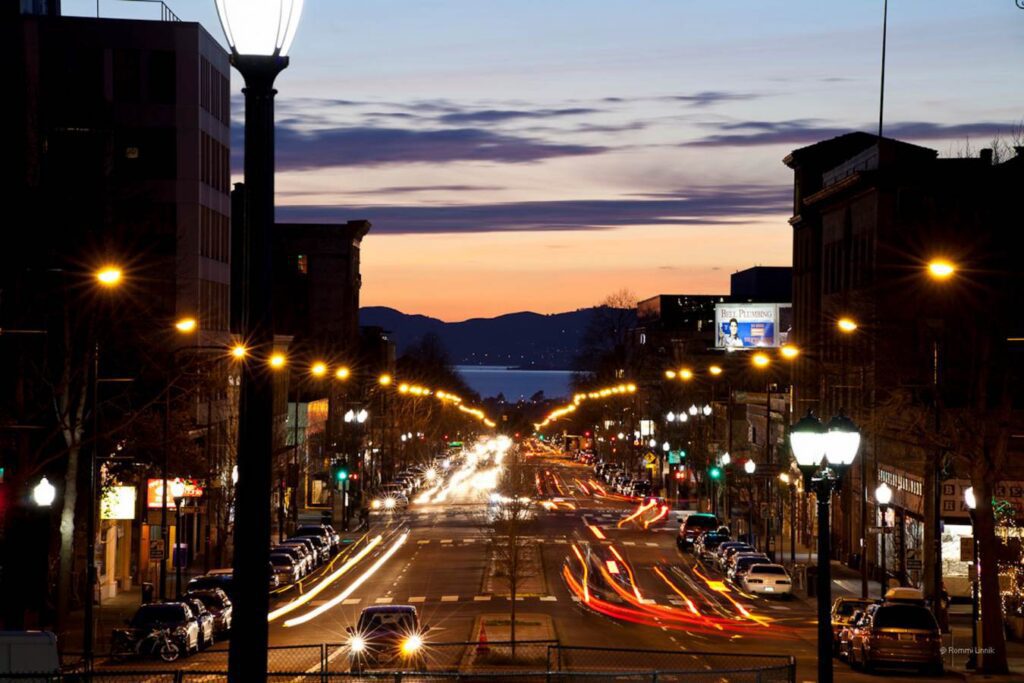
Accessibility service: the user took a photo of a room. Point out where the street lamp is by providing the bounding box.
[170,478,187,599]
[927,259,956,280]
[335,366,350,381]
[789,411,860,683]
[33,476,56,507]
[964,486,979,669]
[214,0,304,678]
[875,481,893,597]
[95,266,122,288]
[688,404,698,417]
[836,317,858,333]
[744,459,756,475]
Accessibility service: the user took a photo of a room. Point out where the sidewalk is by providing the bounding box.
[777,542,1024,679]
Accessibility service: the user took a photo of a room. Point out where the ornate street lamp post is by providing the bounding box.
[875,481,893,598]
[789,411,861,683]
[213,2,304,681]
[964,486,979,669]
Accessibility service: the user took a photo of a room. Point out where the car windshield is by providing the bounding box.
[837,600,872,616]
[749,565,787,575]
[270,555,293,566]
[132,605,185,627]
[874,606,938,630]
[736,556,769,568]
[358,612,417,634]
[190,593,227,609]
[189,577,231,591]
[685,515,718,530]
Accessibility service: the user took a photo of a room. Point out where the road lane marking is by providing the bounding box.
[409,596,426,603]
[417,540,430,544]
[342,598,361,605]
[540,596,557,601]
[375,597,393,604]
[622,541,636,546]
[473,595,492,601]
[646,542,659,547]
[441,595,459,602]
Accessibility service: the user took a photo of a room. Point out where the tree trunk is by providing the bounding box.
[56,440,81,635]
[973,475,1009,674]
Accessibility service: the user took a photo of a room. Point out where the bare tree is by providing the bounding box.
[485,446,538,658]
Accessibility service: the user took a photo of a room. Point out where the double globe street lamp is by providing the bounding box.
[213,2,304,681]
[788,411,861,683]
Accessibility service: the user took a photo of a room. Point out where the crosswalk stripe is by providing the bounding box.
[646,542,659,547]
[417,540,430,544]
[473,595,492,602]
[409,596,426,603]
[622,541,636,546]
[375,597,393,604]
[441,595,459,602]
[540,596,557,602]
[342,598,361,605]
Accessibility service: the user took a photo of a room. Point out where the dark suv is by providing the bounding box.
[346,605,430,672]
[677,513,719,549]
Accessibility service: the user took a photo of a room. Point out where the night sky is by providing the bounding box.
[65,1,1023,319]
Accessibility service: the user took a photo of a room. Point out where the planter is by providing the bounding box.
[1010,615,1024,641]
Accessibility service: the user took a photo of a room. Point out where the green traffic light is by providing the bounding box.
[709,466,722,480]
[336,469,348,482]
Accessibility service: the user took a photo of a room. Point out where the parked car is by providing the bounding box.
[831,597,877,657]
[184,598,216,648]
[694,530,730,560]
[739,564,792,596]
[346,605,430,672]
[727,553,771,581]
[290,534,330,564]
[629,480,652,498]
[716,542,753,570]
[270,553,301,585]
[295,524,340,553]
[284,537,322,567]
[184,588,233,636]
[187,569,235,602]
[272,544,311,577]
[846,602,944,674]
[677,513,719,550]
[119,602,200,656]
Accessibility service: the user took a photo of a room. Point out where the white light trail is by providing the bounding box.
[268,535,383,622]
[283,532,410,628]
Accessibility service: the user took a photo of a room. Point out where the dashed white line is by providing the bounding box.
[540,596,557,602]
[374,597,393,604]
[473,595,492,602]
[408,596,426,603]
[342,598,361,605]
[441,595,459,602]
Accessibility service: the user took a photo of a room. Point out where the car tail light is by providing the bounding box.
[746,578,763,584]
[777,580,791,585]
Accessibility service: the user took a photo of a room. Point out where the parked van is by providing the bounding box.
[0,631,60,678]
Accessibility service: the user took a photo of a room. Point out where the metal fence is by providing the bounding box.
[13,642,795,682]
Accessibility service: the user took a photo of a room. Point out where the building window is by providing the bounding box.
[296,254,308,275]
[149,50,176,104]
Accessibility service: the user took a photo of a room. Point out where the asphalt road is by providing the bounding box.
[96,445,961,681]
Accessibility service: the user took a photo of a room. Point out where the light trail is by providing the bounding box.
[608,546,644,602]
[653,566,700,616]
[642,504,669,530]
[617,500,656,528]
[268,535,382,622]
[283,532,410,628]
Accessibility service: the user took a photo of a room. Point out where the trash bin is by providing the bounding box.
[806,566,817,597]
[141,582,154,604]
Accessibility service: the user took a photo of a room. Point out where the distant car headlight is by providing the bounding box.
[401,634,423,655]
[384,497,396,509]
[372,499,382,510]
[349,635,366,653]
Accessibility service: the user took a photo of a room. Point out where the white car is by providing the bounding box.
[740,564,792,596]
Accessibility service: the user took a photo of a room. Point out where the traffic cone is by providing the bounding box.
[476,622,490,654]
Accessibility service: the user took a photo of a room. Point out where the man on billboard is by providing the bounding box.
[721,318,745,348]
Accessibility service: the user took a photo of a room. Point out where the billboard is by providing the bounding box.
[147,478,205,508]
[714,303,792,349]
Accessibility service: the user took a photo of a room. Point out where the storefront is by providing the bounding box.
[877,465,926,588]
[97,484,138,600]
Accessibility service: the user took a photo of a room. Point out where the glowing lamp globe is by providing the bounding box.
[964,486,976,511]
[875,482,893,507]
[789,412,827,471]
[824,413,861,468]
[744,459,756,475]
[34,476,57,507]
[215,0,304,57]
[170,478,187,500]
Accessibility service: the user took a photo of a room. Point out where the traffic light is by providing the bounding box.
[708,466,723,481]
[330,460,349,489]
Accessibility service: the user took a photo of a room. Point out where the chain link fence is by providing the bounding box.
[9,642,795,681]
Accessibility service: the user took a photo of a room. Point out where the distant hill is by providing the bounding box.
[359,306,598,369]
